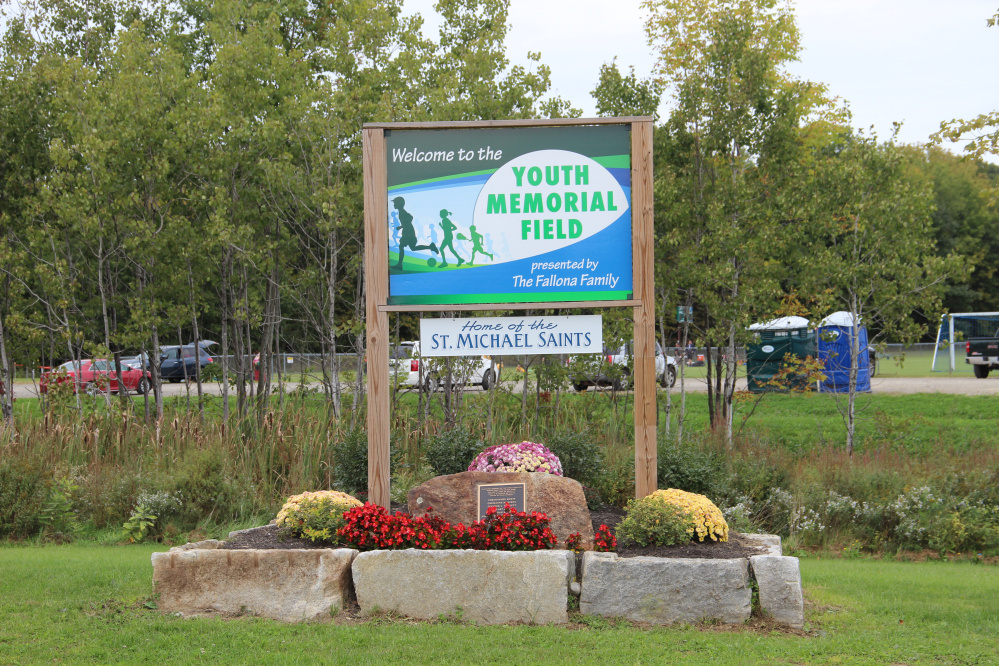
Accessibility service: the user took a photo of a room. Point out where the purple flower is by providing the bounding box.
[469,441,563,476]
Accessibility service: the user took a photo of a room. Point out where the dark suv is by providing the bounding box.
[124,343,215,382]
[159,345,214,382]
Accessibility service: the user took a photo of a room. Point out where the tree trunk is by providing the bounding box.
[151,325,163,420]
[188,260,205,419]
[0,308,12,423]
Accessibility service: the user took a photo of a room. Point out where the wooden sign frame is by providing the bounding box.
[363,118,656,508]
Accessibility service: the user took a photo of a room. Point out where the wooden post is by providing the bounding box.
[631,119,657,498]
[363,128,391,509]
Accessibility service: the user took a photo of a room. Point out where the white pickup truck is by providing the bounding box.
[570,341,677,392]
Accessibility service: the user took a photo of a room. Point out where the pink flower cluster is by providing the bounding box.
[468,441,563,475]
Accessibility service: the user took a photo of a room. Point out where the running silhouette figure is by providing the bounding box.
[392,197,438,270]
[468,225,494,266]
[438,209,464,268]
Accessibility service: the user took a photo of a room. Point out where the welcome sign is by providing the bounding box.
[385,125,633,305]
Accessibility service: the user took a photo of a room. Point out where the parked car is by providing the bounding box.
[40,361,84,394]
[569,341,677,392]
[40,359,151,395]
[392,341,498,392]
[125,342,215,382]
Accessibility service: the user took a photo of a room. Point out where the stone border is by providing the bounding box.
[580,552,753,624]
[150,532,801,627]
[152,547,357,622]
[352,549,574,625]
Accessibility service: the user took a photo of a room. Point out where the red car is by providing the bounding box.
[40,359,151,395]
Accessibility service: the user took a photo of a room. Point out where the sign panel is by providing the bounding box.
[420,315,602,357]
[386,125,633,305]
[477,482,526,520]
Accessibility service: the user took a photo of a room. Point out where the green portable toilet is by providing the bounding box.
[746,316,816,392]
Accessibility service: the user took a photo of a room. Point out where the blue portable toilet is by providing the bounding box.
[818,311,871,393]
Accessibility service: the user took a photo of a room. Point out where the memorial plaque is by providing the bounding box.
[477,482,526,520]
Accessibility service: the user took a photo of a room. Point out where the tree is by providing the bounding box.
[904,145,999,314]
[798,130,963,454]
[643,0,815,446]
[591,59,663,120]
[935,10,999,185]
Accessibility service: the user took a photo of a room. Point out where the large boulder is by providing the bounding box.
[749,555,804,629]
[152,547,357,622]
[579,552,752,624]
[352,548,574,624]
[408,471,594,549]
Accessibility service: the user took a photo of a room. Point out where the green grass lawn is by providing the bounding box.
[0,544,996,665]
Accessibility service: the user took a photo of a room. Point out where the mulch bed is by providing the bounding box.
[221,505,764,559]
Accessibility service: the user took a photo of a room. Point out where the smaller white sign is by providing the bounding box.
[420,315,602,357]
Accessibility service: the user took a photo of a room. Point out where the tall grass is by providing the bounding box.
[3,386,998,548]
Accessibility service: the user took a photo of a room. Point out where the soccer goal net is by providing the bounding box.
[932,312,999,371]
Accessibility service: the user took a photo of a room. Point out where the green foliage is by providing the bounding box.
[39,477,80,540]
[331,427,370,495]
[616,496,695,547]
[646,0,816,441]
[591,58,663,120]
[422,427,484,476]
[121,505,157,544]
[543,429,604,486]
[729,455,790,505]
[587,456,634,509]
[277,494,359,544]
[656,438,729,503]
[172,447,240,524]
[0,458,49,538]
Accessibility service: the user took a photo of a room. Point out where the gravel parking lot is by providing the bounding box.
[11,374,999,399]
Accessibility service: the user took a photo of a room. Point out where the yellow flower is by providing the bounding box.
[275,490,362,527]
[647,488,729,543]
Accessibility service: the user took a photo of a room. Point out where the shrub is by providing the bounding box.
[82,471,145,529]
[468,441,563,475]
[331,428,403,495]
[729,455,790,505]
[589,457,634,508]
[331,428,369,495]
[122,505,157,543]
[39,477,80,540]
[544,429,603,486]
[651,489,729,542]
[172,447,240,523]
[618,489,729,546]
[656,439,730,503]
[0,458,49,539]
[275,490,363,543]
[616,495,694,547]
[423,427,484,476]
